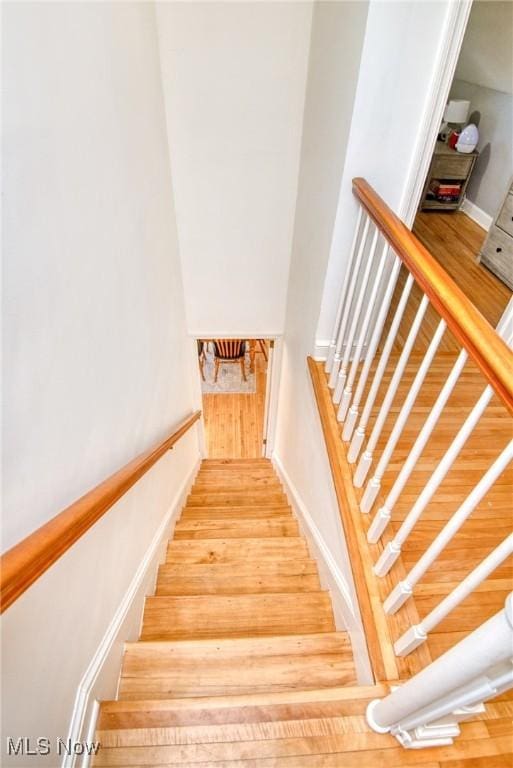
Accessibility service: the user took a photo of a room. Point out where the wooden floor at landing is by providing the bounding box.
[202,346,268,459]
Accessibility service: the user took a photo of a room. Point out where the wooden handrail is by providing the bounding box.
[0,410,201,613]
[353,178,513,415]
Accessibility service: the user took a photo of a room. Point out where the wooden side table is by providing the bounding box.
[420,141,478,212]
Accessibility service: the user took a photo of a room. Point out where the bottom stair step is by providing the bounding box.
[93,686,397,766]
[119,633,355,700]
[99,684,388,730]
[140,593,335,640]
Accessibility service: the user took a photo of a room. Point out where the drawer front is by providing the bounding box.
[431,154,473,180]
[496,193,513,237]
[480,225,513,289]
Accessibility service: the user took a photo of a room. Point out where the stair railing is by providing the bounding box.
[0,410,201,612]
[366,594,513,748]
[323,177,513,748]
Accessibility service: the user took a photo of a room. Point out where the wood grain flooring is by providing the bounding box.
[387,212,512,354]
[202,346,268,459]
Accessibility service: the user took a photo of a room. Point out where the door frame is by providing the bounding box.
[190,334,281,459]
[399,0,473,227]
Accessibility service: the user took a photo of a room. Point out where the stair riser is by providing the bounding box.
[180,506,291,520]
[155,574,321,595]
[166,539,309,564]
[141,593,334,641]
[173,520,299,539]
[187,493,287,506]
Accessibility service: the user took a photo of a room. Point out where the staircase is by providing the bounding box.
[90,458,513,766]
[94,458,367,765]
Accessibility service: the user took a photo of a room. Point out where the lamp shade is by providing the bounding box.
[443,99,470,124]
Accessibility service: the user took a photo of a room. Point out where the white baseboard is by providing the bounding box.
[272,453,373,685]
[313,339,331,361]
[313,339,369,363]
[461,198,492,231]
[65,457,200,768]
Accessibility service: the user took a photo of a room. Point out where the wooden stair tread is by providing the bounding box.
[119,633,355,699]
[196,471,278,480]
[190,483,283,494]
[173,517,299,539]
[140,592,335,640]
[186,491,288,506]
[156,560,319,596]
[92,730,513,767]
[200,460,272,469]
[180,506,292,520]
[123,632,351,658]
[194,476,282,487]
[166,537,310,564]
[157,561,318,578]
[99,683,390,718]
[156,573,320,596]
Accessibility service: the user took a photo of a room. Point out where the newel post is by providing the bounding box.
[366,594,513,749]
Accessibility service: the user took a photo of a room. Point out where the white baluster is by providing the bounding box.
[395,534,513,656]
[326,207,364,373]
[373,384,495,577]
[328,217,371,390]
[333,228,380,404]
[367,348,468,543]
[383,439,513,614]
[360,318,447,514]
[343,254,402,443]
[338,242,390,423]
[347,273,414,464]
[354,293,429,488]
[366,594,513,749]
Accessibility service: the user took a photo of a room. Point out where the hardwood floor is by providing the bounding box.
[387,212,512,354]
[413,211,511,328]
[202,346,268,459]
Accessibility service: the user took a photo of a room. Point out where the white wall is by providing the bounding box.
[451,79,512,218]
[156,2,312,336]
[455,0,513,95]
[2,2,199,761]
[316,0,455,344]
[272,1,371,681]
[451,1,513,218]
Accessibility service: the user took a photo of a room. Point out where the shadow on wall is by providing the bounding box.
[468,142,491,204]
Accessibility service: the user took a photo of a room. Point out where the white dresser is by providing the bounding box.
[478,181,513,290]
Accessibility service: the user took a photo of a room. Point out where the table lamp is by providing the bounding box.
[439,99,471,141]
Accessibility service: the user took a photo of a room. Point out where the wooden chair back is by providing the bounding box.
[214,340,245,360]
